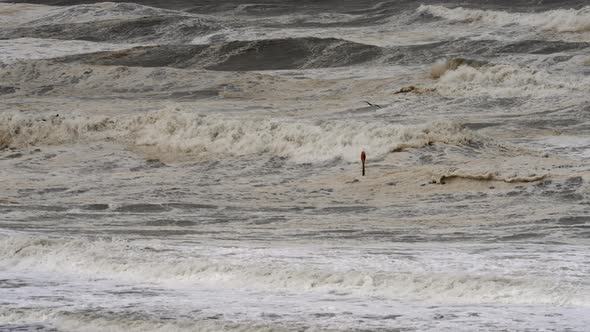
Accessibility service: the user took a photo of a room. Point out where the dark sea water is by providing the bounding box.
[0,0,589,331]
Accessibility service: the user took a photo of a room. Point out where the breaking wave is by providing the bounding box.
[1,235,586,306]
[21,2,197,26]
[434,63,590,98]
[430,57,486,79]
[1,3,222,43]
[0,107,475,163]
[417,5,590,33]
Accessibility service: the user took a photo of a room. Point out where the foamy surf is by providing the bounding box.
[2,235,588,306]
[0,307,296,332]
[433,62,590,98]
[2,0,590,331]
[417,5,590,33]
[0,38,137,64]
[0,107,476,162]
[0,2,214,27]
[0,2,223,44]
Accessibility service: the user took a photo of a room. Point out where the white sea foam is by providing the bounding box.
[0,2,222,44]
[0,3,55,27]
[434,63,590,98]
[0,2,188,28]
[14,2,197,26]
[1,236,587,306]
[417,5,590,33]
[0,307,286,332]
[0,107,475,163]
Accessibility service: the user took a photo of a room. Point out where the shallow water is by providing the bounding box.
[0,0,589,331]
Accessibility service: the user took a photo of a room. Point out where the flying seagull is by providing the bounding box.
[363,101,381,108]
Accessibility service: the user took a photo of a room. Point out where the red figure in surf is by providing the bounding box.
[361,150,366,176]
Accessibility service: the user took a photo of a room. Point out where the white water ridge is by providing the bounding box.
[417,5,590,33]
[1,0,590,331]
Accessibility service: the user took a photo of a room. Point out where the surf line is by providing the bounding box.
[361,149,366,176]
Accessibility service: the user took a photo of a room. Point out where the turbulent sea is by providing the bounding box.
[1,0,590,331]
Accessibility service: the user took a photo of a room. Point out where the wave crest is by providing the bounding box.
[56,37,382,70]
[1,2,222,43]
[435,63,590,97]
[430,58,486,79]
[19,2,199,26]
[0,107,475,163]
[417,5,590,33]
[1,235,585,306]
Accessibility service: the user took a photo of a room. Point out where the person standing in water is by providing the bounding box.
[361,149,366,176]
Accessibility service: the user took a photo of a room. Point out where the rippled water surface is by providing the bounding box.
[1,0,589,331]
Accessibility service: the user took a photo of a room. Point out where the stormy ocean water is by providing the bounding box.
[1,0,590,331]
